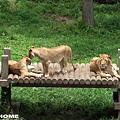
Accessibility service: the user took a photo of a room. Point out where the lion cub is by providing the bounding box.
[28,45,76,77]
[90,54,120,78]
[9,55,43,78]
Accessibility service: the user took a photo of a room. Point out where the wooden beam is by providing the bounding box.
[114,102,120,110]
[4,48,11,60]
[1,54,11,114]
[1,55,8,80]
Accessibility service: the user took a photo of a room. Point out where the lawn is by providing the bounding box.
[0,0,120,119]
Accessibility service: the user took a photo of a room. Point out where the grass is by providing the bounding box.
[0,0,120,119]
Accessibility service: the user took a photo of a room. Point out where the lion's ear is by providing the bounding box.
[29,49,32,52]
[96,58,101,65]
[99,54,103,58]
[22,55,25,58]
[108,55,112,59]
[26,57,31,64]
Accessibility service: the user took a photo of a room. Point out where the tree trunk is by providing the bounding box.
[82,0,95,27]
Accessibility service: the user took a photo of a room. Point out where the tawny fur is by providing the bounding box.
[90,54,120,78]
[29,45,76,77]
[9,55,42,78]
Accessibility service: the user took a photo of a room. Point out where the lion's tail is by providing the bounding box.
[69,50,77,71]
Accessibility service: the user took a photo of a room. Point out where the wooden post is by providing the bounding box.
[118,49,120,74]
[117,49,120,118]
[0,48,11,114]
[4,47,11,60]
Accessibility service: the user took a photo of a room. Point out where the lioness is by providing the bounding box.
[90,54,120,78]
[28,45,76,77]
[9,55,43,78]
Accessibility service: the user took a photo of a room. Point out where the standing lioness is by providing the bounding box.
[28,45,76,77]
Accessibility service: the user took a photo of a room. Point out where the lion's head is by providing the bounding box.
[22,55,31,65]
[28,46,35,59]
[97,54,112,70]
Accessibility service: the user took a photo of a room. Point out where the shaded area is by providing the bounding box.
[18,100,114,120]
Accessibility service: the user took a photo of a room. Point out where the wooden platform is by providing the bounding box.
[1,48,120,119]
[6,63,119,88]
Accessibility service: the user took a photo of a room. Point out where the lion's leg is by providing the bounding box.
[98,71,111,78]
[59,59,64,72]
[42,62,49,77]
[61,58,67,74]
[112,64,119,71]
[21,72,43,78]
[112,70,120,79]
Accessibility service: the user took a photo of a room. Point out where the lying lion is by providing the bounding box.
[28,45,76,77]
[8,55,43,78]
[90,54,120,78]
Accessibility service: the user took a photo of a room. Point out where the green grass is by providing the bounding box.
[0,0,120,119]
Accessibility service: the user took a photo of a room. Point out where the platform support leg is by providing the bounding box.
[0,53,11,114]
[117,89,120,119]
[0,85,11,114]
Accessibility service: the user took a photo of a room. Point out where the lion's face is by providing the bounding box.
[99,58,109,70]
[29,49,35,59]
[22,55,31,65]
[97,54,112,70]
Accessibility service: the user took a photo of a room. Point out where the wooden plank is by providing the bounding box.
[50,63,59,84]
[0,80,9,86]
[23,77,29,84]
[7,74,14,82]
[96,75,102,85]
[107,77,113,85]
[79,63,85,85]
[49,63,54,76]
[57,73,63,84]
[12,82,118,88]
[13,75,19,83]
[4,48,11,60]
[90,76,96,85]
[112,77,119,86]
[40,76,47,84]
[74,64,80,85]
[30,77,35,84]
[35,77,41,84]
[51,63,58,84]
[37,63,43,73]
[114,102,120,110]
[68,64,74,84]
[63,73,69,85]
[47,63,57,84]
[46,75,52,84]
[1,55,8,80]
[101,78,108,85]
[32,62,37,70]
[85,63,91,85]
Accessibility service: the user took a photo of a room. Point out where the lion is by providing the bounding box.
[90,54,120,78]
[8,55,43,78]
[28,45,76,77]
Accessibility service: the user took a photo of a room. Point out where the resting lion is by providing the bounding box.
[8,55,43,78]
[28,45,76,77]
[90,54,120,78]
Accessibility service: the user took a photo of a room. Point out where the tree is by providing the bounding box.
[82,0,95,27]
